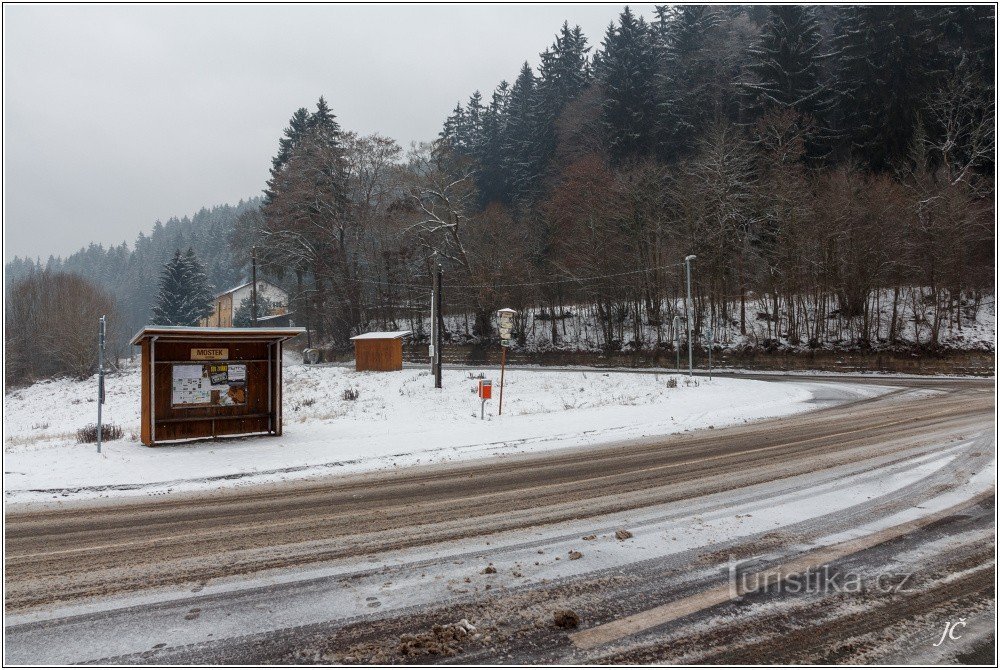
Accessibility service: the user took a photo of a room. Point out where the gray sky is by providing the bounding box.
[4,3,654,262]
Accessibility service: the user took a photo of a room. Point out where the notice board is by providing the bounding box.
[171,362,247,407]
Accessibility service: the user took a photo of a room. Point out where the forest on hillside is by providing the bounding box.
[9,5,996,358]
[6,201,261,351]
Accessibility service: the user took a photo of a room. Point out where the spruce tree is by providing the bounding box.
[744,6,829,118]
[742,5,833,158]
[182,247,215,325]
[501,62,544,203]
[151,248,214,326]
[655,5,725,160]
[232,293,275,327]
[832,6,941,170]
[264,107,310,203]
[596,7,661,161]
[476,82,511,205]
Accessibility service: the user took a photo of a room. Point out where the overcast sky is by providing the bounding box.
[4,3,657,262]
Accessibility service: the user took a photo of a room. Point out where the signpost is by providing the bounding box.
[97,315,106,454]
[496,308,516,415]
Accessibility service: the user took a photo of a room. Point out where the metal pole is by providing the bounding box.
[498,346,507,415]
[434,265,443,389]
[673,315,680,373]
[97,315,105,453]
[251,246,259,327]
[685,255,696,378]
[707,326,713,380]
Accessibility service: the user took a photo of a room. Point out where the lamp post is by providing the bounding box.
[685,255,697,377]
[672,315,680,373]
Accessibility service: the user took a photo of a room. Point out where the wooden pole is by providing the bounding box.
[498,345,507,415]
[251,246,259,327]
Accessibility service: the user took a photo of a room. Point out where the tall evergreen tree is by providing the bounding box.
[832,6,941,170]
[264,107,310,203]
[597,7,662,161]
[742,5,833,158]
[743,6,830,119]
[151,248,215,326]
[654,5,727,160]
[502,63,544,203]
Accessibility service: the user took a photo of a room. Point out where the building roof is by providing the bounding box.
[214,279,286,299]
[130,325,305,346]
[350,330,412,341]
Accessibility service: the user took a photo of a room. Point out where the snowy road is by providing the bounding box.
[3,374,995,664]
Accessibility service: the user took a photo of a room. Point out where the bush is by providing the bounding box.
[342,388,360,401]
[76,423,124,443]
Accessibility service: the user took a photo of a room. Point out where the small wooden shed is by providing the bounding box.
[350,330,411,372]
[130,326,304,446]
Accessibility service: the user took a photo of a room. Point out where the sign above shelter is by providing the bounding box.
[191,347,228,360]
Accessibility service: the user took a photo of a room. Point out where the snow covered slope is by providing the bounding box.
[4,366,831,503]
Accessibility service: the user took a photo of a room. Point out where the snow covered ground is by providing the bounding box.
[4,365,848,504]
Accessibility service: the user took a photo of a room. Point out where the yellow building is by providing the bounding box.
[200,280,289,327]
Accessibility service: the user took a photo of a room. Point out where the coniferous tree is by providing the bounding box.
[151,248,214,326]
[597,7,662,161]
[744,6,830,119]
[183,247,216,324]
[655,5,729,160]
[502,63,545,203]
[265,108,310,203]
[743,5,833,157]
[476,82,511,205]
[832,6,941,170]
[232,293,275,327]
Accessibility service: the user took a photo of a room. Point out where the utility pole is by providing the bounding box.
[433,265,443,388]
[251,246,259,327]
[685,255,697,377]
[429,285,436,374]
[97,315,106,454]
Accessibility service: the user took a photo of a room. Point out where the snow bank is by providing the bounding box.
[3,366,818,503]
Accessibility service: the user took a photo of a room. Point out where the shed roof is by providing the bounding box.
[130,325,305,346]
[350,330,412,341]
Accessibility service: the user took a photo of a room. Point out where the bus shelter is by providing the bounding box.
[130,326,304,446]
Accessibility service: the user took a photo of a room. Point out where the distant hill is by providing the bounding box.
[5,198,261,349]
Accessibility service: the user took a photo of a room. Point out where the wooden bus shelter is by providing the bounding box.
[350,330,411,372]
[130,326,304,446]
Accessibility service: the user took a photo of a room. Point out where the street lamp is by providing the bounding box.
[685,254,697,377]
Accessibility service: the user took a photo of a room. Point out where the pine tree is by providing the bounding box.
[264,108,310,203]
[655,5,726,160]
[183,247,215,324]
[232,293,275,327]
[832,6,941,170]
[743,6,830,119]
[742,5,833,158]
[151,248,214,326]
[596,7,661,161]
[501,62,544,203]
